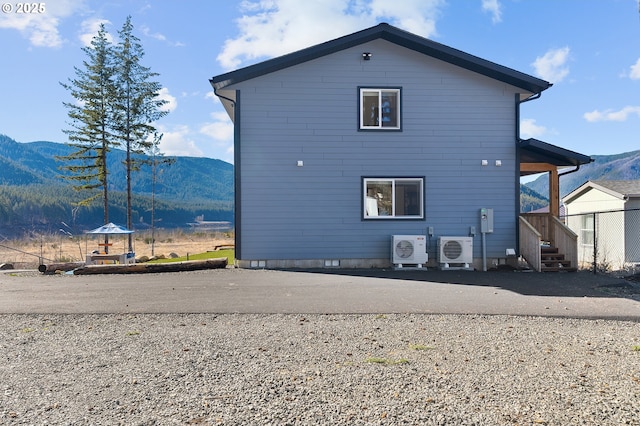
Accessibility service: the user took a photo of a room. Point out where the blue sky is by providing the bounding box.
[1,0,639,166]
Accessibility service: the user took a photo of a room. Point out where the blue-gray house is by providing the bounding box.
[210,23,590,270]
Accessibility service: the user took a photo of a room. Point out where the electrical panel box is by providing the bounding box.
[480,208,494,233]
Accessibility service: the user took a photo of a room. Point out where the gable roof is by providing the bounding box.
[210,23,551,97]
[563,180,640,203]
[519,138,593,168]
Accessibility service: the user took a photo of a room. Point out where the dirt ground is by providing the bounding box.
[0,229,234,269]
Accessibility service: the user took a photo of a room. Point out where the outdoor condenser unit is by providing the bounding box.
[391,235,428,267]
[438,236,473,266]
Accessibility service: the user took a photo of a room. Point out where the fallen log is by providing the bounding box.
[39,262,85,274]
[73,258,228,275]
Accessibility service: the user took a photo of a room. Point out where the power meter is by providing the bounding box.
[480,208,494,233]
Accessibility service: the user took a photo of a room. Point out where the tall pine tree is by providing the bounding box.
[113,16,169,251]
[59,24,116,250]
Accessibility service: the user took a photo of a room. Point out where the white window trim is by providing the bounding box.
[363,177,424,220]
[359,88,401,130]
[580,215,595,247]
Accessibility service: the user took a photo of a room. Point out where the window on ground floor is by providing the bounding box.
[363,177,424,219]
[580,214,594,246]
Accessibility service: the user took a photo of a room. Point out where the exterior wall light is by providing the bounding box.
[362,52,372,60]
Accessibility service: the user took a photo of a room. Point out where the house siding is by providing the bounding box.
[231,39,521,267]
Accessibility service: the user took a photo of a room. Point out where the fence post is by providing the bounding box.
[592,212,597,275]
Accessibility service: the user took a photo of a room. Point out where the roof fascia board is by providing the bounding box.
[520,138,593,167]
[562,182,594,204]
[378,28,549,94]
[563,181,625,204]
[210,23,551,94]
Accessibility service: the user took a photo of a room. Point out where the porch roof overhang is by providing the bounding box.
[519,138,593,176]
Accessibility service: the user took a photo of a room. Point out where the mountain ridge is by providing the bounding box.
[0,134,234,236]
[0,134,234,203]
[524,150,640,200]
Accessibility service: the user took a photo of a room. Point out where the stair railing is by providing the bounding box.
[550,215,578,269]
[519,216,542,272]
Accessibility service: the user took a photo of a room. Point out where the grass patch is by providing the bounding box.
[632,345,640,352]
[147,249,234,264]
[409,343,434,351]
[365,357,409,365]
[126,330,140,336]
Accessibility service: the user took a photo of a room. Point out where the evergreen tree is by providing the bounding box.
[112,16,169,251]
[58,24,116,250]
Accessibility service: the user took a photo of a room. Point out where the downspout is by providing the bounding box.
[212,86,236,115]
[519,92,542,104]
[556,164,581,217]
[558,164,580,178]
[515,91,543,260]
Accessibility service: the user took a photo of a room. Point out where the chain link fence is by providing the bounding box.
[561,208,640,274]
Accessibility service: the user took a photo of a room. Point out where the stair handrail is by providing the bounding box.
[550,215,578,270]
[519,216,542,272]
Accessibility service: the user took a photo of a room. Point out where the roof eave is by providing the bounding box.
[210,23,552,94]
[520,138,593,167]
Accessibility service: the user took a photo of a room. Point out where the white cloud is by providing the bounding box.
[155,124,204,157]
[482,0,502,23]
[0,0,85,48]
[140,24,184,47]
[200,111,234,141]
[532,47,570,83]
[217,0,444,69]
[140,24,166,41]
[200,111,235,161]
[157,88,178,113]
[520,118,546,139]
[584,106,640,122]
[79,18,112,47]
[629,58,640,80]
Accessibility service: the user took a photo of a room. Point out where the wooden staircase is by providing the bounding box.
[541,246,576,272]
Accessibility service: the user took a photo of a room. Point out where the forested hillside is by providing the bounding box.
[524,150,640,200]
[0,134,233,237]
[520,184,548,213]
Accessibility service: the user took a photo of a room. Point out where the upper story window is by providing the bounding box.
[359,88,401,130]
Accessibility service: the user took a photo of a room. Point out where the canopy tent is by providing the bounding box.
[85,223,135,264]
[86,222,134,235]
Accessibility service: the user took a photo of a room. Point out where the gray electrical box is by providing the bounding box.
[480,208,494,233]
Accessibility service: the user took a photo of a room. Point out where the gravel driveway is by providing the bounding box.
[1,269,639,424]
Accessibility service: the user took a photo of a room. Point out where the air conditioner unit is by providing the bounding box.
[438,237,473,266]
[391,235,428,267]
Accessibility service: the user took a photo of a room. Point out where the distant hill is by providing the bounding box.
[520,184,548,213]
[524,150,640,199]
[0,134,234,236]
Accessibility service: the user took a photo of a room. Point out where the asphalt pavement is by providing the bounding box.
[1,267,639,319]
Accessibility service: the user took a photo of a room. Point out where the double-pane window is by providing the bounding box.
[363,178,424,219]
[360,88,400,129]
